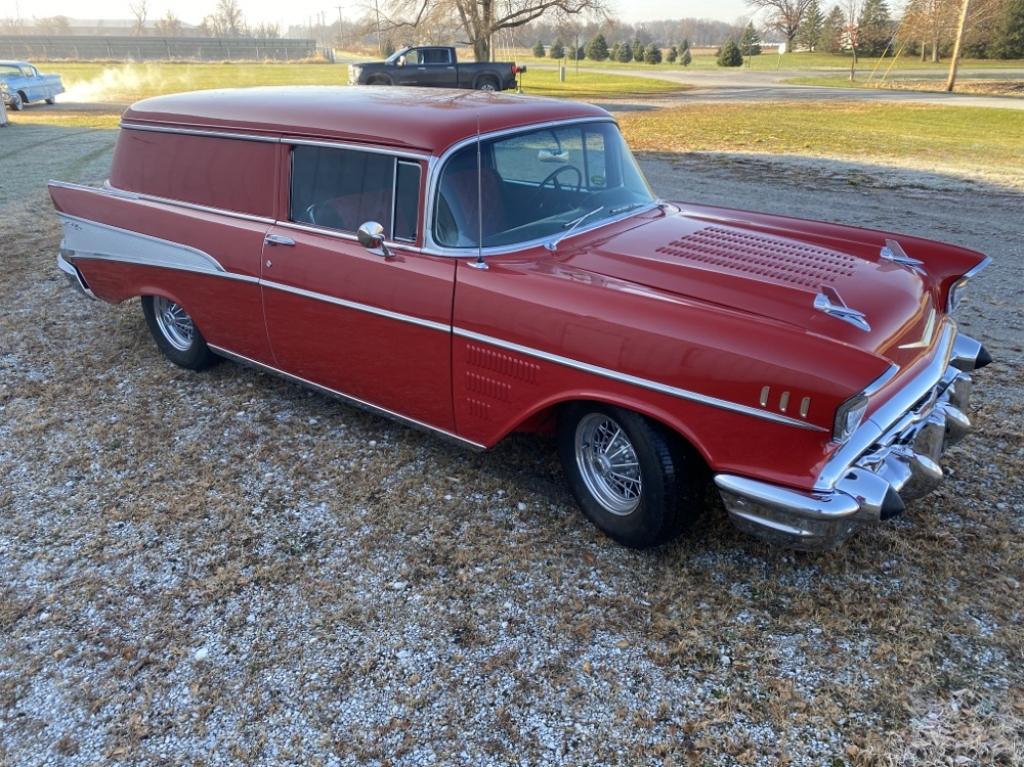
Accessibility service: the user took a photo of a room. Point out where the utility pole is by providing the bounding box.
[335,5,345,49]
[945,0,971,92]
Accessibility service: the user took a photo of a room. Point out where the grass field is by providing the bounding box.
[27,60,682,111]
[518,49,1024,73]
[619,102,1024,186]
[787,74,1024,97]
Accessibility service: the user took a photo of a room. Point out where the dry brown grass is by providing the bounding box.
[1,122,1022,766]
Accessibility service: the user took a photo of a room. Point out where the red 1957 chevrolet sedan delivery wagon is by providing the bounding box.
[50,87,991,550]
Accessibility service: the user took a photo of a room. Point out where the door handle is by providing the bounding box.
[265,234,295,247]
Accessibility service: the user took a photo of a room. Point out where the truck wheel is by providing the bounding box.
[369,76,391,86]
[142,295,218,371]
[557,403,704,548]
[476,77,499,92]
[9,93,23,111]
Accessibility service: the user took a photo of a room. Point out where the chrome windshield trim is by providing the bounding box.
[259,279,450,333]
[208,344,486,451]
[453,327,828,432]
[423,116,637,256]
[120,121,282,143]
[814,318,957,491]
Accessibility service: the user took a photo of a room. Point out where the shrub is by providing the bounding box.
[586,33,610,61]
[717,40,743,67]
[532,40,545,58]
[645,45,663,64]
[616,41,633,62]
[550,39,565,58]
[667,45,678,63]
[681,46,692,66]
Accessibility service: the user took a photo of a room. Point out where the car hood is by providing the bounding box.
[563,207,936,367]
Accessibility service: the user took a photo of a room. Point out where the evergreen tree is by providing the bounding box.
[632,38,645,61]
[550,38,565,58]
[681,37,691,53]
[645,45,663,63]
[610,42,620,61]
[667,44,678,62]
[858,0,892,57]
[717,40,743,66]
[532,40,546,58]
[740,22,762,56]
[616,40,633,62]
[586,33,610,61]
[993,0,1024,59]
[567,44,585,60]
[681,46,692,66]
[823,5,845,53]
[797,0,825,51]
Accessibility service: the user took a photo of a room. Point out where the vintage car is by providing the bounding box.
[50,87,992,551]
[349,46,522,91]
[0,60,64,110]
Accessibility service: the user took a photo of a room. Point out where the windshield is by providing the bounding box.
[385,47,410,64]
[433,121,655,249]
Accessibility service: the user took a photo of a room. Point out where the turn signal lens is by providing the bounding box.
[833,394,868,443]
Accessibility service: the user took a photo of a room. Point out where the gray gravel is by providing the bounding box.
[1,121,1022,767]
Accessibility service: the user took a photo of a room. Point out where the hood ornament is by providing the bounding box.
[880,239,925,274]
[814,285,871,332]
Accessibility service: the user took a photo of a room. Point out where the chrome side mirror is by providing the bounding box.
[357,221,392,257]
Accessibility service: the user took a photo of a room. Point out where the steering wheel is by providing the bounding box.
[526,165,584,213]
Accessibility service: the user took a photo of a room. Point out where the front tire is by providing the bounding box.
[45,96,55,105]
[8,93,23,111]
[142,295,218,370]
[558,403,704,548]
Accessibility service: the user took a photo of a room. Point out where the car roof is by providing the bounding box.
[0,61,30,67]
[120,86,612,155]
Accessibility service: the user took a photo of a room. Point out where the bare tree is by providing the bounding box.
[745,0,814,45]
[252,22,281,38]
[384,0,609,62]
[210,0,246,37]
[154,10,183,36]
[129,0,148,36]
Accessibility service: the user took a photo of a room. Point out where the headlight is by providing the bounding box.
[833,394,868,443]
[947,277,968,314]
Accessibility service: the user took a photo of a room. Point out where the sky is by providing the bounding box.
[2,0,753,29]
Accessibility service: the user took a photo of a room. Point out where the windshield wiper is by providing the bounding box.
[609,202,645,215]
[545,207,604,252]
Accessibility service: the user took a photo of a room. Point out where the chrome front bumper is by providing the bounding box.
[57,251,96,300]
[715,324,990,551]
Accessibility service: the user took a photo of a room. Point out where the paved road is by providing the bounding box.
[534,64,1024,110]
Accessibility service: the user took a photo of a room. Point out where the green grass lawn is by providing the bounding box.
[619,102,1024,182]
[786,74,1024,96]
[18,60,681,129]
[519,50,1024,73]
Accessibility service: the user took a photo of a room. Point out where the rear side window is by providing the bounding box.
[290,145,421,242]
[422,48,452,64]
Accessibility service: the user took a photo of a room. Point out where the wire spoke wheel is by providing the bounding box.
[153,296,195,352]
[574,413,643,516]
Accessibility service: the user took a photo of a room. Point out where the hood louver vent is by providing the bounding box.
[655,226,857,290]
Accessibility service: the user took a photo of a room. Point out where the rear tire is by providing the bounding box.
[9,93,23,111]
[558,403,704,548]
[142,295,218,371]
[476,77,499,92]
[45,96,55,105]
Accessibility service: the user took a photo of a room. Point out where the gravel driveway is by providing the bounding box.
[1,122,1022,766]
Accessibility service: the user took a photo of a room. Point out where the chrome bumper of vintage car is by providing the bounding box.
[715,324,990,551]
[57,251,96,300]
